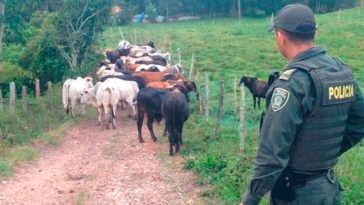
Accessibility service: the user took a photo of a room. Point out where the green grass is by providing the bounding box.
[0,84,95,179]
[100,7,364,205]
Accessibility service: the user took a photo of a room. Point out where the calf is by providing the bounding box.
[62,76,93,117]
[136,85,190,143]
[162,87,190,155]
[239,75,268,109]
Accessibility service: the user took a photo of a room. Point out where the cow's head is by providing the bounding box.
[83,76,94,88]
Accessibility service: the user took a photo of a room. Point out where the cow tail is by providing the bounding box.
[62,84,71,114]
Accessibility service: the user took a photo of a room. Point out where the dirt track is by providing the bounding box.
[0,112,202,205]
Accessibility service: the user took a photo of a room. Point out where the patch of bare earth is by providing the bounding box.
[0,112,203,205]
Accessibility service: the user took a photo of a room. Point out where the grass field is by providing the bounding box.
[99,7,364,204]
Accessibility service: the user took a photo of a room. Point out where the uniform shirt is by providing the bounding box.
[242,46,364,205]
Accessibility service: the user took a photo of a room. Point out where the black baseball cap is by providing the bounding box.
[268,4,317,34]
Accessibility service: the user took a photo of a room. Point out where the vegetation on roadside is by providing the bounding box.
[100,7,364,204]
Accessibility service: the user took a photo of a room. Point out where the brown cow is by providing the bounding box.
[147,80,174,88]
[133,72,183,84]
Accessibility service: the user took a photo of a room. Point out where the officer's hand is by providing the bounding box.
[239,203,245,205]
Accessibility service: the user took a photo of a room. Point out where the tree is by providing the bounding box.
[0,0,5,63]
[53,0,109,71]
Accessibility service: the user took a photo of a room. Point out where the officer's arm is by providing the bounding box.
[241,71,314,205]
[339,82,364,155]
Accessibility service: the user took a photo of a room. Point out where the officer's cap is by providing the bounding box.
[268,4,317,34]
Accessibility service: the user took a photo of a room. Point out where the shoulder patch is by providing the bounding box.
[271,88,290,112]
[279,69,297,81]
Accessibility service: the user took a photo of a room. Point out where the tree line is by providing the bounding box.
[119,0,359,20]
[0,0,361,95]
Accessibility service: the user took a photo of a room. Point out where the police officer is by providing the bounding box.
[240,4,364,205]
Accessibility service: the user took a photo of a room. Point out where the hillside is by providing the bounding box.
[99,7,364,204]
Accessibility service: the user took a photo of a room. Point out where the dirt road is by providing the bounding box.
[0,113,202,205]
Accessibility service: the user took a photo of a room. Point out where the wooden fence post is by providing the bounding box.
[35,78,40,100]
[9,82,15,114]
[234,78,237,110]
[240,83,246,153]
[214,80,225,138]
[47,81,52,102]
[189,53,195,79]
[177,47,181,65]
[0,86,3,111]
[22,86,27,111]
[197,67,203,113]
[204,72,209,121]
[118,27,125,40]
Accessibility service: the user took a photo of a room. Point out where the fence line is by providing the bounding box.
[9,82,15,114]
[35,79,40,100]
[214,80,224,139]
[240,83,246,154]
[204,72,209,121]
[22,86,27,111]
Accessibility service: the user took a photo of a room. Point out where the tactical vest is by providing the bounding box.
[286,56,356,172]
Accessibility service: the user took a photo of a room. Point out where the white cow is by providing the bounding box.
[135,63,183,74]
[96,65,124,79]
[107,78,139,118]
[81,78,139,128]
[118,40,131,49]
[62,76,93,117]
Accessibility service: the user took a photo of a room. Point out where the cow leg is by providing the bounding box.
[253,97,256,109]
[97,107,103,126]
[112,105,117,129]
[70,99,76,118]
[169,142,174,156]
[163,126,167,136]
[137,110,145,143]
[258,97,261,110]
[126,99,136,119]
[147,114,157,142]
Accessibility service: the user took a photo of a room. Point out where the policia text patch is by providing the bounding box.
[323,80,355,105]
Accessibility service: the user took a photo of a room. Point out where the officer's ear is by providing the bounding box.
[276,30,286,46]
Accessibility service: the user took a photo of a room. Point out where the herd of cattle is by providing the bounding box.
[62,40,196,155]
[62,39,280,155]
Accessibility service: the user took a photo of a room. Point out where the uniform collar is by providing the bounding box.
[284,46,326,70]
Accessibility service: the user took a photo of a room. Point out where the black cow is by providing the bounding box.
[99,75,146,90]
[136,60,166,66]
[146,40,155,48]
[239,76,269,109]
[136,85,190,143]
[162,88,190,155]
[115,59,125,71]
[106,48,131,63]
